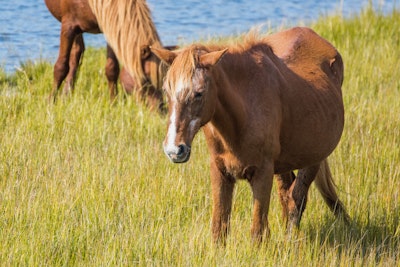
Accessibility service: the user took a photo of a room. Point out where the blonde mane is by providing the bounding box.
[88,0,162,84]
[165,32,266,98]
[165,45,199,98]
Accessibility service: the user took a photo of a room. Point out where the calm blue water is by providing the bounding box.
[0,0,398,73]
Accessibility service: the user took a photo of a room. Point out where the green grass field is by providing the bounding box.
[1,8,399,266]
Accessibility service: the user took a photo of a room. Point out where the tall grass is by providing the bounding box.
[1,8,399,266]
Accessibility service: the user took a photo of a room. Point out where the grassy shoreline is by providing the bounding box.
[1,8,399,266]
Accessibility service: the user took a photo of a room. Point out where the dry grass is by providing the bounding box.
[0,8,399,266]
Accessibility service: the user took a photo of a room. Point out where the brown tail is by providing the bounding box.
[314,159,350,224]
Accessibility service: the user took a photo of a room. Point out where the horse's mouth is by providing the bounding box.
[165,145,191,163]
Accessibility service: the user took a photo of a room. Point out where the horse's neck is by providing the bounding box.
[207,65,247,147]
[88,0,161,82]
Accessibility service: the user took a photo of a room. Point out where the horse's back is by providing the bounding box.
[45,0,99,32]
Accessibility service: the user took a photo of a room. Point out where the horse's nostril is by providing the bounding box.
[164,144,191,163]
[177,144,186,156]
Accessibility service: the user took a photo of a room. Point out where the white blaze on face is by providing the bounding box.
[164,78,185,155]
[175,78,185,95]
[164,102,179,155]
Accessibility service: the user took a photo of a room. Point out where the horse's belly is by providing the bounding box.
[275,111,344,173]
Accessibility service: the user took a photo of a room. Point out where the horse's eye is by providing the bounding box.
[194,92,203,99]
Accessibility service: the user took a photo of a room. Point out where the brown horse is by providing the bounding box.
[87,0,166,97]
[45,0,168,111]
[151,27,350,243]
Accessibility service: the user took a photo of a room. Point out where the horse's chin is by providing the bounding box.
[170,156,190,164]
[169,151,191,164]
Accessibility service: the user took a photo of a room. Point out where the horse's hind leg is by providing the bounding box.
[276,171,296,227]
[285,164,321,232]
[63,34,85,95]
[105,44,119,100]
[49,23,77,102]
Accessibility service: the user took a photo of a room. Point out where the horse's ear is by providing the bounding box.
[140,45,151,60]
[199,48,228,68]
[150,47,177,65]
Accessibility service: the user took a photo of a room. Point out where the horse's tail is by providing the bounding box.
[88,0,162,85]
[314,159,350,223]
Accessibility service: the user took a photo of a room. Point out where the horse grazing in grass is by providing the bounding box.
[45,0,169,111]
[151,27,350,243]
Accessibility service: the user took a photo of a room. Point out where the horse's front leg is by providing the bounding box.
[249,161,274,243]
[210,159,235,245]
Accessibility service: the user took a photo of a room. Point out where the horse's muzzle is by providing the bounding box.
[165,144,191,163]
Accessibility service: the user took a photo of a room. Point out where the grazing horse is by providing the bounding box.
[120,45,178,112]
[151,27,350,243]
[45,0,168,111]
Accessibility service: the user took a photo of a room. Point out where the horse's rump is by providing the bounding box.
[263,28,345,172]
[264,27,344,88]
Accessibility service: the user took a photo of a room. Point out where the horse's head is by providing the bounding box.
[120,45,178,112]
[151,45,227,163]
